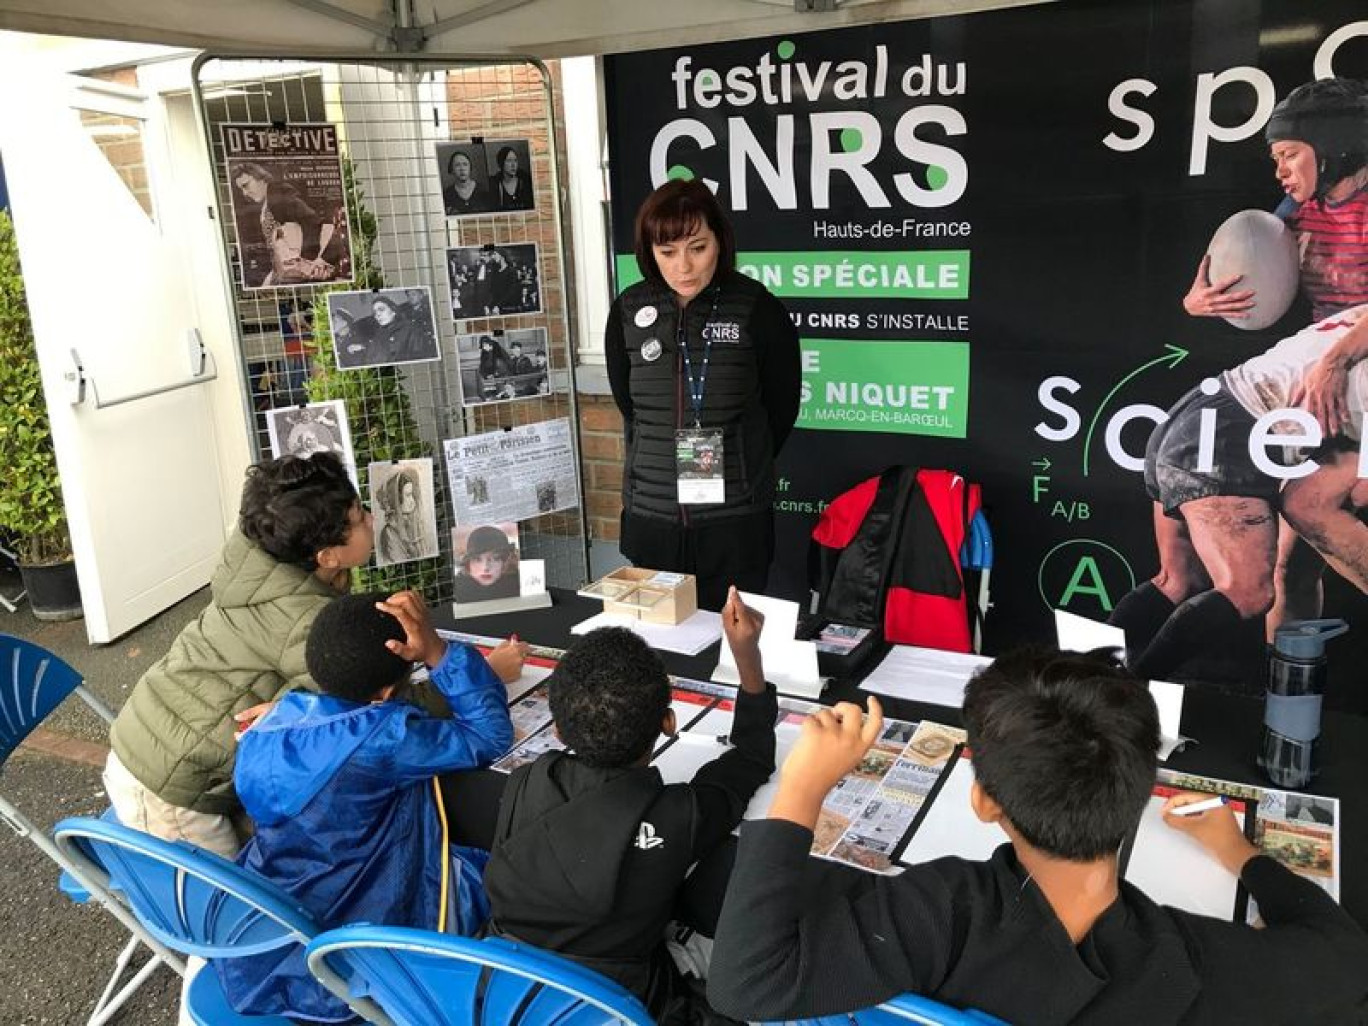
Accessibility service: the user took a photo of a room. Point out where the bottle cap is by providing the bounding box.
[1273,618,1349,660]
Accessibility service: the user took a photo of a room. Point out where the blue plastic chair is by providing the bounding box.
[53,815,379,1025]
[0,633,186,1025]
[306,924,655,1026]
[773,992,1009,1026]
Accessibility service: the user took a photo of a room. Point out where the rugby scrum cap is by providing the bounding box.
[1265,77,1368,198]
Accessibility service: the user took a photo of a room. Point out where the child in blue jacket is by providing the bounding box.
[217,589,514,1022]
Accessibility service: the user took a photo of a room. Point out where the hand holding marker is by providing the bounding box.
[1168,795,1228,817]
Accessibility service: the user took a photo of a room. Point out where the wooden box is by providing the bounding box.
[578,567,698,625]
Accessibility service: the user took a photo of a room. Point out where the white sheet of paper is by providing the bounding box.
[712,592,821,698]
[1124,794,1240,919]
[897,755,1006,866]
[860,645,991,708]
[1054,608,1127,656]
[570,609,723,656]
[503,661,552,705]
[653,705,738,783]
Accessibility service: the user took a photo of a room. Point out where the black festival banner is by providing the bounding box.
[605,2,1368,705]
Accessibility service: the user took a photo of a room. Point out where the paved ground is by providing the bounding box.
[0,565,209,1026]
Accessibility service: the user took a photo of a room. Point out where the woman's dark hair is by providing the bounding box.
[235,161,273,184]
[549,627,670,768]
[239,452,358,570]
[632,178,737,284]
[446,147,474,175]
[963,645,1160,861]
[463,525,514,562]
[495,145,517,170]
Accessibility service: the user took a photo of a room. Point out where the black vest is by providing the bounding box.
[617,271,776,524]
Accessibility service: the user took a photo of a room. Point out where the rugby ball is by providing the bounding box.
[1206,209,1299,331]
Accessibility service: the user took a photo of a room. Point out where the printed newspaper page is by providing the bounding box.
[444,418,580,525]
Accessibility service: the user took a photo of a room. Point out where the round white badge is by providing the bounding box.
[634,305,659,328]
[641,338,663,362]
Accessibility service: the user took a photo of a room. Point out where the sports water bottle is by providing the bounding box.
[1258,619,1348,789]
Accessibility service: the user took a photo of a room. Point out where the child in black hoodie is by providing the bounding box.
[483,586,776,1019]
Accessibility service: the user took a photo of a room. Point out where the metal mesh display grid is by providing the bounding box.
[194,55,588,603]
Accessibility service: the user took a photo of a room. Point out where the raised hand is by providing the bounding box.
[376,590,447,668]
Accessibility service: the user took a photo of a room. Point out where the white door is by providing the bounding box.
[0,65,238,642]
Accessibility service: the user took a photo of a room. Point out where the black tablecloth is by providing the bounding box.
[435,589,1368,929]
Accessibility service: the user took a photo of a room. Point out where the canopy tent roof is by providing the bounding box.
[0,0,1038,57]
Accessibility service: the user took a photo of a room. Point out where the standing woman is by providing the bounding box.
[605,179,801,609]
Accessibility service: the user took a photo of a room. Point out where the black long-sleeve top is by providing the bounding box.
[484,683,778,1011]
[709,820,1368,1025]
[605,284,801,456]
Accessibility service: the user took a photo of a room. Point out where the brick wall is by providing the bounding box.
[579,396,623,542]
[443,62,626,549]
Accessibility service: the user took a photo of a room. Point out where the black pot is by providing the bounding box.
[19,561,83,622]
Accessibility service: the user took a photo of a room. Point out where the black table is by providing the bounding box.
[436,589,1368,929]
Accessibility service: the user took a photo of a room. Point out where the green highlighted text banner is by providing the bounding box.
[615,249,970,299]
[799,339,969,438]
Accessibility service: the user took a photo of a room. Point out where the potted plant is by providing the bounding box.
[0,209,82,620]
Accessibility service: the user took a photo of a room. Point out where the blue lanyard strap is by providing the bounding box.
[679,288,722,427]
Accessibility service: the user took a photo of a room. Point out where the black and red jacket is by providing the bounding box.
[812,467,980,653]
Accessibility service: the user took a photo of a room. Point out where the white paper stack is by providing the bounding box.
[570,608,722,656]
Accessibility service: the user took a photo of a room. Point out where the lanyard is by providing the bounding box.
[679,287,722,427]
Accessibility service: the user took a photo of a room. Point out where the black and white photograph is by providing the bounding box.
[368,458,440,568]
[435,141,492,217]
[221,122,353,291]
[446,243,542,319]
[484,139,536,213]
[265,400,358,482]
[456,327,550,406]
[325,287,440,370]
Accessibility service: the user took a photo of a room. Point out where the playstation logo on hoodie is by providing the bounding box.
[634,821,664,850]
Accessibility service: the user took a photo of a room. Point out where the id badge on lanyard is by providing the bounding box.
[676,289,725,505]
[677,428,724,504]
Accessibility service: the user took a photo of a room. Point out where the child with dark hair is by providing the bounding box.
[105,453,371,858]
[105,452,524,859]
[709,647,1368,1025]
[218,590,513,1021]
[484,587,777,1018]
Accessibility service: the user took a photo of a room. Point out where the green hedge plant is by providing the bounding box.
[0,210,72,566]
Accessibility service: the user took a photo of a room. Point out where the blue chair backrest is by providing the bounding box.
[0,634,84,765]
[306,925,654,1026]
[776,992,1009,1026]
[53,815,320,960]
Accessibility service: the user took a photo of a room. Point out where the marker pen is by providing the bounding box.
[1170,795,1228,817]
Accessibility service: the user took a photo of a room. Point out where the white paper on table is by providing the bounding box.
[1124,794,1241,919]
[652,690,723,754]
[860,645,991,708]
[897,754,1006,866]
[1054,609,1127,656]
[570,609,723,656]
[712,592,821,698]
[504,661,552,705]
[653,704,737,784]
